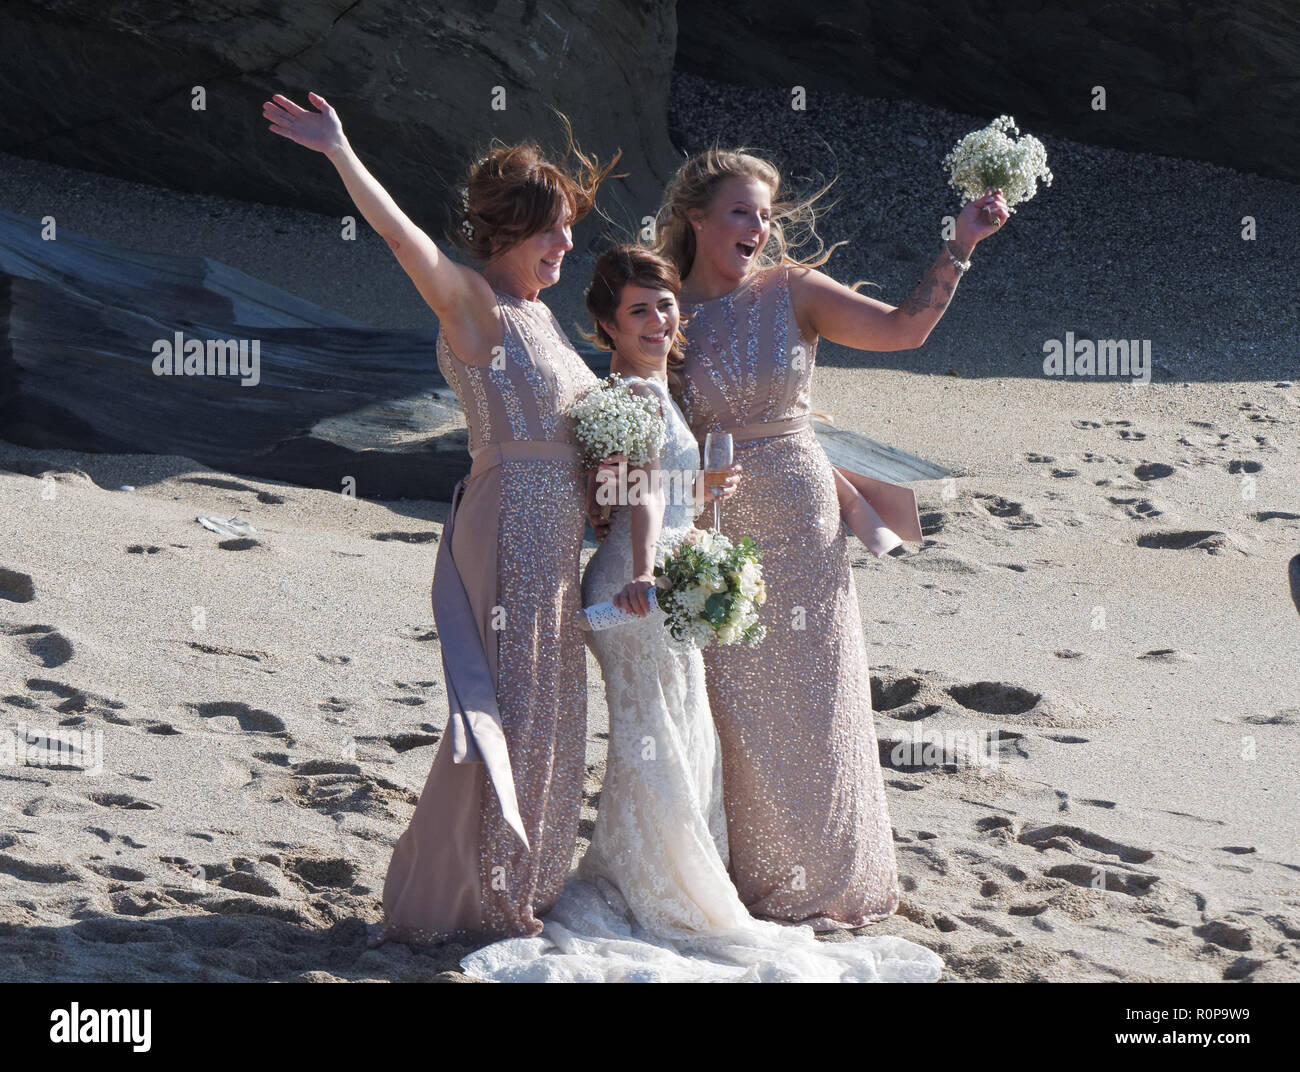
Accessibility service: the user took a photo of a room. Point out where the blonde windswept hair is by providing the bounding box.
[653,146,873,290]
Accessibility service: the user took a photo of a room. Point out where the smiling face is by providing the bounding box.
[496,202,574,293]
[601,283,680,376]
[688,175,773,285]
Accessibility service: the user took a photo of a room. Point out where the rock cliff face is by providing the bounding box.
[0,0,680,240]
[676,0,1299,184]
[0,207,941,501]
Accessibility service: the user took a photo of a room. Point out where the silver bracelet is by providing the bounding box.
[945,241,971,273]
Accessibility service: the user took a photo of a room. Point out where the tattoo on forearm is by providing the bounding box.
[899,258,957,317]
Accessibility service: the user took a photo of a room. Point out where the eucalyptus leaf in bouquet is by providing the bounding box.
[654,529,767,648]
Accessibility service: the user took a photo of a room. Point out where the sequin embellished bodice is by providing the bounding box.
[678,264,814,437]
[436,288,598,453]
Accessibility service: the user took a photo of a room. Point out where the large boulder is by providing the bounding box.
[676,0,1300,184]
[0,0,680,238]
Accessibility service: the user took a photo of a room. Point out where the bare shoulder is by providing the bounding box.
[784,264,834,342]
[786,263,833,295]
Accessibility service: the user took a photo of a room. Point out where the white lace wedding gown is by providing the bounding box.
[459,375,943,982]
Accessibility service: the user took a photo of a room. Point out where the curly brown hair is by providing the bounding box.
[582,243,690,398]
[448,112,623,261]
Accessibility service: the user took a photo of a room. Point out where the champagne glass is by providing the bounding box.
[702,432,733,532]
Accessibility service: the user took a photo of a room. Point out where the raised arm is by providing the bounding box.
[790,187,1009,353]
[262,92,499,364]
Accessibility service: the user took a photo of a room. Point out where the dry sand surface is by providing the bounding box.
[0,75,1297,982]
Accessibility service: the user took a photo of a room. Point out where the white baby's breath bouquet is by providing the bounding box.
[570,372,667,468]
[942,114,1053,213]
[654,529,766,648]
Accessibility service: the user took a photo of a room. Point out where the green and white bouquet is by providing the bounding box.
[941,114,1053,213]
[655,529,767,648]
[570,372,667,468]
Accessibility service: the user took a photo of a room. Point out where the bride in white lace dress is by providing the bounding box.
[459,246,943,982]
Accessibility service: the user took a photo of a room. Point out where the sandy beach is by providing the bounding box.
[1,73,1297,982]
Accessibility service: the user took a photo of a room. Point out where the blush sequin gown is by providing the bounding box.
[678,263,901,931]
[368,288,596,946]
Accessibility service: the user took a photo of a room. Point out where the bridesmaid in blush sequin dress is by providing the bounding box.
[374,290,597,945]
[656,148,1010,931]
[259,91,619,946]
[678,263,898,929]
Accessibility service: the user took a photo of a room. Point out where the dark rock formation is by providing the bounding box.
[677,0,1300,184]
[0,0,680,243]
[0,208,473,501]
[0,209,944,501]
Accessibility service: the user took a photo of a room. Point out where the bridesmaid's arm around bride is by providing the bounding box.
[262,90,499,367]
[788,186,1010,353]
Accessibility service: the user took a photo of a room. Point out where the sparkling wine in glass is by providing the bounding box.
[702,432,733,532]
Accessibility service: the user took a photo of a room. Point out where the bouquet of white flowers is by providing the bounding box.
[941,114,1053,214]
[654,529,766,648]
[569,372,667,469]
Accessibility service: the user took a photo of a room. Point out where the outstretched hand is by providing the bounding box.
[262,92,345,155]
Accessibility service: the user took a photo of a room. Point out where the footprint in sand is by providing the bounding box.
[973,494,1040,529]
[86,791,158,811]
[1017,821,1155,865]
[947,681,1041,716]
[918,509,948,536]
[1137,648,1201,663]
[1108,495,1163,520]
[383,731,441,753]
[370,531,439,544]
[1104,419,1148,441]
[0,568,36,603]
[1241,708,1298,726]
[0,854,81,883]
[1134,462,1175,481]
[25,678,129,722]
[282,760,417,821]
[870,673,941,722]
[190,641,272,663]
[1042,862,1157,896]
[1136,530,1228,552]
[188,700,287,736]
[2,624,74,668]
